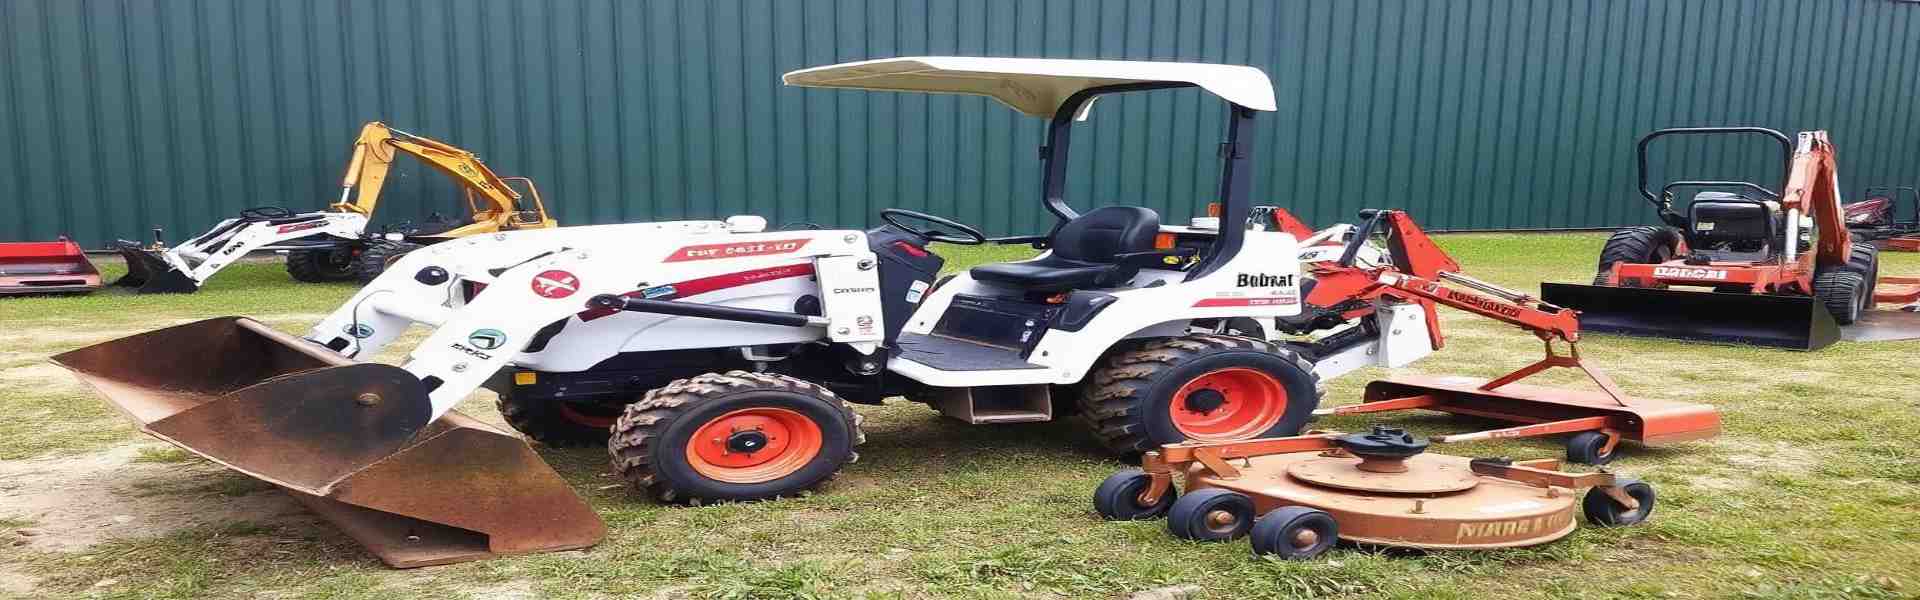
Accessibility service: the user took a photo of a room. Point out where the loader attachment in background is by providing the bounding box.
[1540,282,1840,351]
[52,317,605,568]
[111,242,199,294]
[0,237,102,295]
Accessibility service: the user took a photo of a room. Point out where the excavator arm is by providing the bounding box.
[333,122,556,238]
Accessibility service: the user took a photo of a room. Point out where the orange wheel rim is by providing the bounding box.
[686,407,823,483]
[1169,367,1289,441]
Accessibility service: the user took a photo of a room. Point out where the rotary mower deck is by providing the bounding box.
[1095,427,1655,559]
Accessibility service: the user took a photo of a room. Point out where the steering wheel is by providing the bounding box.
[880,208,989,245]
[239,206,294,220]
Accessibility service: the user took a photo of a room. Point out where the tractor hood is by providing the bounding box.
[782,56,1277,118]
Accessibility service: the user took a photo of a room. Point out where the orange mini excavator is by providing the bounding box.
[1542,127,1920,349]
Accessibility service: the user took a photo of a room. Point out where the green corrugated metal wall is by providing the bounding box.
[5,0,1920,248]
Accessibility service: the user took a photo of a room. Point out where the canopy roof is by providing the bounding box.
[782,56,1277,117]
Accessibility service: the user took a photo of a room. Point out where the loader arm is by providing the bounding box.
[1782,131,1852,268]
[332,122,556,237]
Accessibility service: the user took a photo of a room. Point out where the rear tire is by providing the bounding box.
[285,248,358,283]
[1814,269,1867,325]
[1593,226,1680,286]
[1845,242,1880,309]
[356,239,425,283]
[608,371,862,504]
[1080,334,1321,455]
[497,387,617,448]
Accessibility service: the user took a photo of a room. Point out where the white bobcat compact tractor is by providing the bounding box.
[57,58,1338,566]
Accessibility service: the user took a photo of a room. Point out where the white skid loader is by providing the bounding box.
[53,57,1425,567]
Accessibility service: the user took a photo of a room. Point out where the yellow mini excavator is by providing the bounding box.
[114,122,558,293]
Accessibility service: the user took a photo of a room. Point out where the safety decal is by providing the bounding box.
[531,270,581,299]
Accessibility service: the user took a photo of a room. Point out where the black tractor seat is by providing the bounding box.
[970,206,1163,292]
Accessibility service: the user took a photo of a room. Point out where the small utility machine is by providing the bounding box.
[1541,127,1920,350]
[57,58,1340,567]
[113,122,558,293]
[1845,185,1920,251]
[1253,209,1720,465]
[1094,426,1655,559]
[0,237,102,295]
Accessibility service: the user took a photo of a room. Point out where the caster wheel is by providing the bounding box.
[1583,477,1656,527]
[1250,506,1337,559]
[1166,488,1255,541]
[1093,469,1175,521]
[1566,431,1616,465]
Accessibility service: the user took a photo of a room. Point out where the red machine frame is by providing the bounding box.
[1290,209,1720,462]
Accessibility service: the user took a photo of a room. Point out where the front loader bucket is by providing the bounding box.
[111,242,199,294]
[51,317,605,568]
[1541,283,1840,351]
[0,238,101,295]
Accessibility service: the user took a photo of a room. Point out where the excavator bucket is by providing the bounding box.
[1540,283,1840,351]
[0,238,101,295]
[111,242,199,294]
[51,317,605,568]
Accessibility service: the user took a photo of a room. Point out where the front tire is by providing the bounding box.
[285,248,358,282]
[1592,226,1680,286]
[609,371,863,504]
[1080,334,1321,455]
[1813,269,1867,325]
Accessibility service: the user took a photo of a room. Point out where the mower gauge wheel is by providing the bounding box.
[1093,469,1175,521]
[1167,489,1256,542]
[1250,506,1338,560]
[1582,477,1656,527]
[1564,431,1616,465]
[880,208,989,245]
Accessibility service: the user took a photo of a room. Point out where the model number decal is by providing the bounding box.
[1652,266,1729,280]
[664,239,811,262]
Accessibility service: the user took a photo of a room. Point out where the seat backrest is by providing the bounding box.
[1051,206,1161,263]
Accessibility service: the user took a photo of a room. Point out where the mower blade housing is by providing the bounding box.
[1541,282,1841,351]
[111,243,199,293]
[0,238,101,295]
[51,317,605,568]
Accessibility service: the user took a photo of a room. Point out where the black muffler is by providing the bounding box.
[1542,282,1840,351]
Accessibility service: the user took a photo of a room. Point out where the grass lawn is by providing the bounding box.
[1,234,1917,599]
